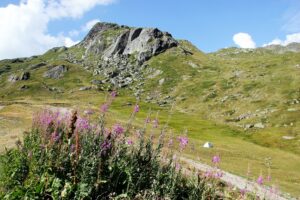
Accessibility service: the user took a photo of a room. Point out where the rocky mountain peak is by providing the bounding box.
[80,22,178,64]
[76,22,178,88]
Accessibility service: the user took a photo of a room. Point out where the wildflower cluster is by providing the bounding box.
[0,93,251,199]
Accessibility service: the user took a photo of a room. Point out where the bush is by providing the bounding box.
[0,92,227,199]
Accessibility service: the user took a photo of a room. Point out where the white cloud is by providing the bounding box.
[46,0,114,19]
[263,33,300,47]
[68,19,100,37]
[0,0,114,59]
[82,19,101,32]
[64,37,80,47]
[233,32,256,48]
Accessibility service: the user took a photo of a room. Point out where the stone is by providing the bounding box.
[245,124,254,129]
[188,61,198,68]
[282,136,295,140]
[8,74,19,82]
[254,122,265,129]
[203,142,213,148]
[79,86,92,91]
[20,72,30,80]
[8,71,30,82]
[159,78,165,85]
[43,65,68,79]
[235,112,252,121]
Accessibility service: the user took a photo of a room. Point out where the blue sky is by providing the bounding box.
[0,0,300,59]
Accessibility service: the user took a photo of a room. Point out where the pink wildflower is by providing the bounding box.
[100,103,109,113]
[111,91,117,98]
[257,175,264,185]
[214,171,223,178]
[152,119,159,128]
[204,170,212,178]
[127,139,133,145]
[175,163,181,171]
[145,117,151,123]
[212,155,221,164]
[76,117,90,131]
[51,131,60,142]
[133,104,139,113]
[240,188,247,196]
[112,124,124,136]
[100,140,111,155]
[178,136,188,150]
[168,138,173,147]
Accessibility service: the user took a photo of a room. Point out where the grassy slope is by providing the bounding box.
[0,43,300,196]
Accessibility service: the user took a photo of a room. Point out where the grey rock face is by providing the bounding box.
[43,65,68,79]
[20,72,30,80]
[101,27,178,63]
[8,71,30,82]
[78,22,178,88]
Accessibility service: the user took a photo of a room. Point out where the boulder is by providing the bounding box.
[282,136,295,140]
[159,78,165,85]
[79,86,92,91]
[254,122,265,129]
[203,142,213,148]
[20,72,30,80]
[8,71,30,82]
[43,65,68,79]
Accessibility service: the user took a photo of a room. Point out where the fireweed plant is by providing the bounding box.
[0,92,265,199]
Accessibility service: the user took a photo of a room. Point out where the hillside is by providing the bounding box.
[0,22,300,197]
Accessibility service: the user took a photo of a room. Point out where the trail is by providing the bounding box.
[180,157,294,200]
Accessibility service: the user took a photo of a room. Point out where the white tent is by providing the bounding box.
[203,142,213,148]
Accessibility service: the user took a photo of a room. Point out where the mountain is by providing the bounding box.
[0,22,300,149]
[1,22,300,197]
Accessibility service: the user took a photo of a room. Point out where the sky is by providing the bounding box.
[0,0,300,59]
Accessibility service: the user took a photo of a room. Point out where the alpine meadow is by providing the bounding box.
[0,1,300,199]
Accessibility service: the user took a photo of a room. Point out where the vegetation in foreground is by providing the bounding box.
[0,92,249,200]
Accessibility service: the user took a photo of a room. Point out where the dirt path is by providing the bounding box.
[180,157,295,200]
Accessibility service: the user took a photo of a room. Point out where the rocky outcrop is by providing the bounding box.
[77,22,178,88]
[43,65,68,79]
[8,71,30,82]
[100,27,178,63]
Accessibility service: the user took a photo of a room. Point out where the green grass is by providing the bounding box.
[1,40,300,197]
